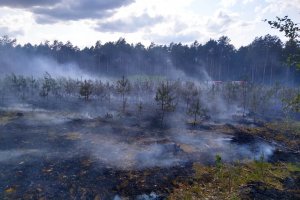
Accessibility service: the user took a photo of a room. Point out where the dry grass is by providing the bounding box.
[168,161,300,200]
[237,121,300,152]
[0,111,18,126]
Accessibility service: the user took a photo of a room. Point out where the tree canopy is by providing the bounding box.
[0,34,299,85]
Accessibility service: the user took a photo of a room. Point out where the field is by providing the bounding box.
[0,75,299,199]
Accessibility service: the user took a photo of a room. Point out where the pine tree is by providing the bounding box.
[79,80,93,101]
[155,81,176,126]
[116,76,131,112]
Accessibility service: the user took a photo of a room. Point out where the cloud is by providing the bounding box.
[220,0,238,8]
[96,13,164,33]
[0,0,135,24]
[0,0,297,48]
[145,30,202,44]
[243,0,255,4]
[0,26,24,36]
[0,0,58,8]
[206,11,236,34]
[259,0,300,14]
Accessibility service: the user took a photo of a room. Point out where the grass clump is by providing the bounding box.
[168,155,300,200]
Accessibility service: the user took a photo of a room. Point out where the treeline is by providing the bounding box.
[0,35,300,84]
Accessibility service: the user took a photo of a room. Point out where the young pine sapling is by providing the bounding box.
[155,81,176,126]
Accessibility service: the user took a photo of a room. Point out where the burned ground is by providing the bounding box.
[0,104,299,199]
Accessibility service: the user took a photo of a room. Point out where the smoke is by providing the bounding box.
[59,124,275,169]
[0,43,282,171]
[173,130,275,163]
[0,101,276,168]
[0,149,42,162]
[75,132,182,169]
[0,51,95,80]
[0,38,262,127]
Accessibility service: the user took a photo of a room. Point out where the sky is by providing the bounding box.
[0,0,299,48]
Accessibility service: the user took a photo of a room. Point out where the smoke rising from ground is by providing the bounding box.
[0,102,276,169]
[1,37,298,172]
[0,54,94,80]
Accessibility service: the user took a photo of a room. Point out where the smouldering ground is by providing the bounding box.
[0,105,298,199]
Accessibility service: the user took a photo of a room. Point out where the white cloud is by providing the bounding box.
[243,0,254,4]
[144,29,204,44]
[220,0,238,8]
[95,13,164,33]
[206,10,237,34]
[0,7,34,37]
[261,0,300,14]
